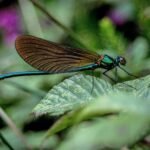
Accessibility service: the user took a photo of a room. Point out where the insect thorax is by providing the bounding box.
[96,55,115,69]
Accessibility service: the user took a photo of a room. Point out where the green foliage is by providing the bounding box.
[99,18,126,54]
[32,74,150,149]
[33,74,150,117]
[134,0,150,41]
[33,75,112,116]
[0,0,150,149]
[58,114,149,150]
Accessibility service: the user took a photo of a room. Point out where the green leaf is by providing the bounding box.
[36,75,149,146]
[41,92,150,144]
[115,74,150,94]
[55,93,150,150]
[128,37,150,72]
[33,74,150,117]
[33,74,113,117]
[57,113,150,150]
[98,18,126,54]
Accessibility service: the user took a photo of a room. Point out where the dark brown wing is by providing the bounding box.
[15,35,99,73]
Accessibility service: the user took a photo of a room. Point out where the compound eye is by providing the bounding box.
[120,57,126,65]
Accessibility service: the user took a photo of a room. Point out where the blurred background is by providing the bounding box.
[0,0,150,149]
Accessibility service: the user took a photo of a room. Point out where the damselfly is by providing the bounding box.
[0,35,137,83]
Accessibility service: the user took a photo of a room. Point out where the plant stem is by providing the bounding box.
[30,0,88,48]
[0,132,14,150]
[0,107,32,150]
[5,80,45,98]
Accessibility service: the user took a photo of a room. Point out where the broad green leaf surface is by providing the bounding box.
[54,91,150,150]
[115,75,150,96]
[33,74,113,116]
[33,74,150,148]
[57,113,149,150]
[33,74,150,117]
[41,92,150,146]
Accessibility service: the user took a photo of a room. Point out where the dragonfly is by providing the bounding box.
[0,35,137,83]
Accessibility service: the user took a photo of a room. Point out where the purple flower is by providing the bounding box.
[0,7,22,45]
[108,9,128,26]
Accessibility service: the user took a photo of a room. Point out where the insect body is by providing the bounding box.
[0,35,135,81]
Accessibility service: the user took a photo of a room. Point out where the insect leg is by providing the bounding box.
[118,65,138,78]
[102,69,117,83]
[91,70,95,94]
[115,67,118,82]
[103,68,137,90]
